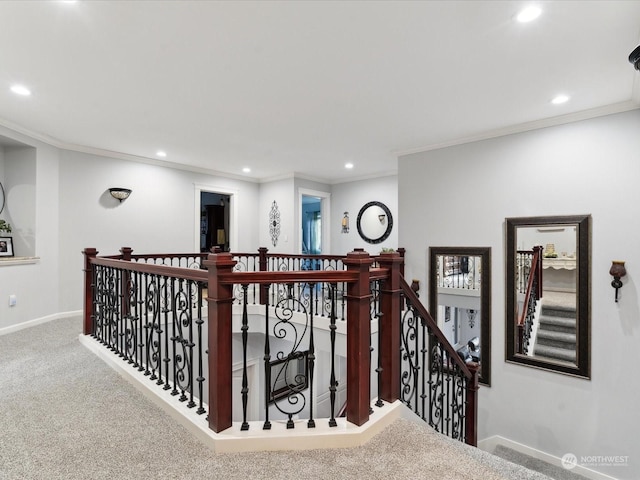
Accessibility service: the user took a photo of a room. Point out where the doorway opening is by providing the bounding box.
[301,195,322,255]
[200,191,230,252]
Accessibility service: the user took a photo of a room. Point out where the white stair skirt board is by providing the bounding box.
[80,334,402,453]
[478,436,620,480]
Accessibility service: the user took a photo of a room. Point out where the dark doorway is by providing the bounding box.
[200,192,230,252]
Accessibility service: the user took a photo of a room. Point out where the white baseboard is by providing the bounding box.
[0,310,81,336]
[478,435,620,480]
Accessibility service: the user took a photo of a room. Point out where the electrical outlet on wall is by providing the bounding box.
[9,295,17,307]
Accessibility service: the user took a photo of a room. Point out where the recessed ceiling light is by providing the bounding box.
[345,163,354,169]
[242,167,251,173]
[516,6,542,23]
[156,150,167,158]
[551,94,569,105]
[10,84,31,96]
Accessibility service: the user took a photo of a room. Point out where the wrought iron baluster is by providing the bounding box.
[400,304,418,412]
[155,276,167,386]
[171,279,179,396]
[307,284,316,429]
[91,265,101,341]
[195,281,206,415]
[136,271,145,372]
[123,270,137,365]
[445,348,451,436]
[241,284,250,430]
[117,267,126,358]
[161,277,173,390]
[328,283,338,427]
[186,280,196,408]
[263,284,272,430]
[420,315,427,422]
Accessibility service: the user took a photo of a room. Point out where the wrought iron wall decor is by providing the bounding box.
[467,309,477,328]
[269,200,280,247]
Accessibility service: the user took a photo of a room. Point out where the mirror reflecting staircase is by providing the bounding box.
[534,304,577,364]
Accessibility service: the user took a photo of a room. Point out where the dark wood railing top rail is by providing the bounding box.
[91,256,208,282]
[88,256,388,286]
[218,268,388,285]
[517,247,542,328]
[400,276,474,380]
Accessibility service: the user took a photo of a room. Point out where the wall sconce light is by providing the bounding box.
[341,212,349,233]
[109,188,132,203]
[609,260,627,302]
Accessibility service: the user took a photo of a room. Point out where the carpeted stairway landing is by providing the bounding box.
[493,446,590,480]
[1,316,553,480]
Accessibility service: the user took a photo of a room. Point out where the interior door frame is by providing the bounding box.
[297,188,331,255]
[194,184,239,253]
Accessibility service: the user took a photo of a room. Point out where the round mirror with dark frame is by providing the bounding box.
[0,181,5,215]
[429,247,491,386]
[356,201,393,244]
[505,214,591,379]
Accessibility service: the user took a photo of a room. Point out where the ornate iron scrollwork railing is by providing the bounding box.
[516,246,543,355]
[91,262,207,416]
[83,247,477,445]
[399,277,479,445]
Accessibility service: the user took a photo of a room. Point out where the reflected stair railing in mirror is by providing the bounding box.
[81,246,478,446]
[516,246,543,355]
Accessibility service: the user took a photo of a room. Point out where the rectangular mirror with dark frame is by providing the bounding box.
[429,247,491,386]
[505,215,591,379]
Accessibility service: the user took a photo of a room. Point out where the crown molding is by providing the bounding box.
[394,101,640,158]
[0,116,260,183]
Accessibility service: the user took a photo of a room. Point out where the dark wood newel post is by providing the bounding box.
[396,247,406,277]
[82,248,98,336]
[343,249,373,426]
[120,246,133,261]
[465,362,480,447]
[378,252,402,403]
[204,251,237,433]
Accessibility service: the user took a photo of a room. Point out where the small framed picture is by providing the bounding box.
[0,237,14,257]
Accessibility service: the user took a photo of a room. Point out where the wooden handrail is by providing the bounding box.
[517,246,542,328]
[399,276,474,380]
[90,256,208,281]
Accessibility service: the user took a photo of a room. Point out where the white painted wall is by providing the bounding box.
[399,109,640,480]
[258,177,295,253]
[57,150,261,311]
[0,129,60,329]
[330,175,398,255]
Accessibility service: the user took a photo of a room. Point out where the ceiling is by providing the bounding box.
[0,1,639,184]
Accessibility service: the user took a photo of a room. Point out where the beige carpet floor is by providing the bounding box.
[0,316,553,480]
